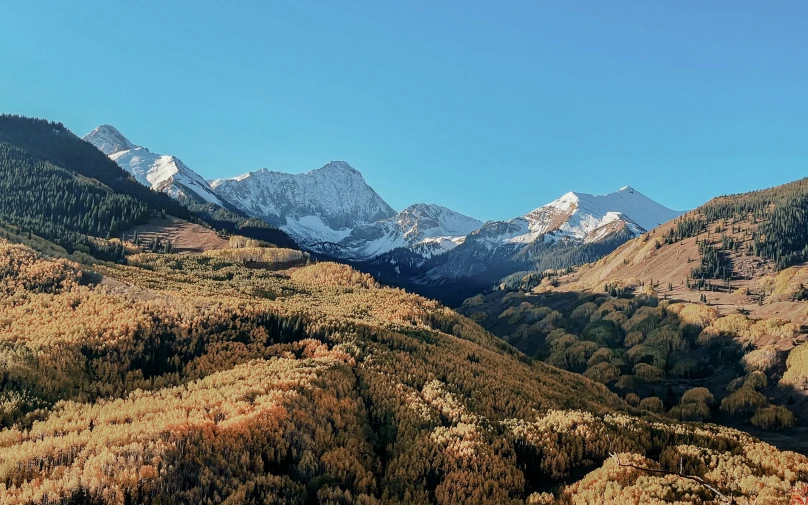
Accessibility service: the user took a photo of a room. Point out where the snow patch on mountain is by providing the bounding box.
[318,203,483,260]
[83,125,224,206]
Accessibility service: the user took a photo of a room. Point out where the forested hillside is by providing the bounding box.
[459,286,808,447]
[0,115,296,256]
[528,177,808,322]
[0,231,806,504]
[1,115,807,504]
[664,178,808,271]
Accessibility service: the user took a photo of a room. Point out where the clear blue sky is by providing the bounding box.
[3,1,806,221]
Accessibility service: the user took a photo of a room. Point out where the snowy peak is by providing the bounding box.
[397,204,482,240]
[525,186,682,238]
[317,160,360,175]
[211,162,397,244]
[82,125,224,206]
[83,125,136,156]
[462,186,682,253]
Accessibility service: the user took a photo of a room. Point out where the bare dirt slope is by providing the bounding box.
[125,216,229,254]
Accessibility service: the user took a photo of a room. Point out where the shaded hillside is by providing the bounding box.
[458,287,808,454]
[0,115,296,256]
[0,236,806,504]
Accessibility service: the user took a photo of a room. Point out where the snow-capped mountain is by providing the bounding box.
[83,125,224,206]
[470,186,680,249]
[361,186,684,303]
[211,162,397,245]
[81,123,684,303]
[316,203,483,260]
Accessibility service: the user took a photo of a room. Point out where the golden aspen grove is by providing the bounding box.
[0,238,807,505]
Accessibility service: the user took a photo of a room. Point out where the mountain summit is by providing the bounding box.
[83,126,224,206]
[83,125,135,156]
[211,162,397,245]
[520,186,683,244]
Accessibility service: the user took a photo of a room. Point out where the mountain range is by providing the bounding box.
[82,125,682,298]
[3,114,807,504]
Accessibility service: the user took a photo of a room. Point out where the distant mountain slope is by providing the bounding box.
[491,186,681,247]
[211,161,397,244]
[83,125,224,206]
[356,187,683,305]
[313,203,483,260]
[82,123,297,249]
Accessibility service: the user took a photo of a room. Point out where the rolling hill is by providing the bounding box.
[0,116,806,504]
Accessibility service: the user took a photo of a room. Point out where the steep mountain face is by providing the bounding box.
[211,162,397,245]
[359,187,683,305]
[314,203,483,260]
[83,125,224,206]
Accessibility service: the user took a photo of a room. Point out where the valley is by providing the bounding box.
[6,3,807,503]
[0,115,806,504]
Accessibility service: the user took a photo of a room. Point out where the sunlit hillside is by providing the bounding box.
[0,231,806,504]
[549,178,808,323]
[1,116,808,504]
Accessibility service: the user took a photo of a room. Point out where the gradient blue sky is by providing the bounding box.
[3,1,806,221]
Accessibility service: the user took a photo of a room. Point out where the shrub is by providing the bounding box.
[744,371,768,391]
[583,362,621,384]
[645,325,687,354]
[463,294,485,307]
[742,345,779,373]
[669,401,711,422]
[781,341,808,389]
[624,330,645,348]
[668,358,698,378]
[624,393,640,407]
[615,375,642,390]
[586,348,613,368]
[634,363,664,383]
[639,396,665,413]
[720,387,769,415]
[290,262,377,289]
[750,405,796,430]
[710,313,752,339]
[204,247,306,265]
[726,377,745,393]
[626,344,667,369]
[566,341,601,370]
[581,320,621,347]
[546,331,578,351]
[681,387,714,406]
[670,303,720,329]
[750,318,800,340]
[570,302,597,321]
[526,492,555,504]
